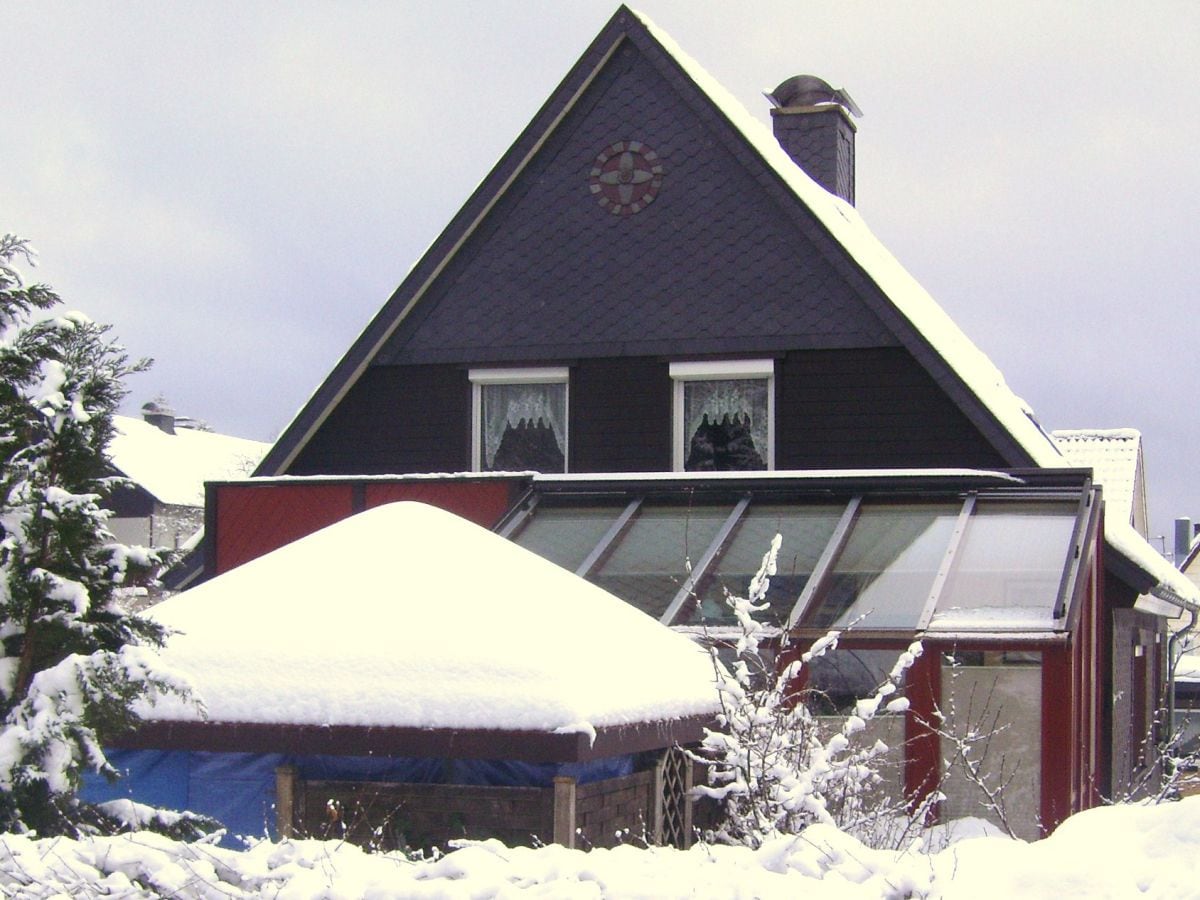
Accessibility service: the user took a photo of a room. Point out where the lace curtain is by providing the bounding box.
[481,382,566,472]
[683,378,767,471]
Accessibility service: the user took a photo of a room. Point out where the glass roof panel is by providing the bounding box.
[590,504,732,619]
[511,506,623,573]
[928,501,1078,631]
[676,504,844,627]
[800,502,960,630]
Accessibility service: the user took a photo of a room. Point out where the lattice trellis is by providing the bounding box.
[656,747,693,848]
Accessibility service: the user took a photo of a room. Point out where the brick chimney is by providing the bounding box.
[766,75,861,205]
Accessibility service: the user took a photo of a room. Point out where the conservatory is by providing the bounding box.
[499,468,1106,838]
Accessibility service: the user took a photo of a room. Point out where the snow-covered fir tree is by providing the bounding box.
[0,234,194,836]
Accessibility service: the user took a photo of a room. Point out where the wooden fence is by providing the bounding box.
[275,750,694,852]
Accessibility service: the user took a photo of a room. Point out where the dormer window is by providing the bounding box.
[671,360,774,471]
[470,368,568,472]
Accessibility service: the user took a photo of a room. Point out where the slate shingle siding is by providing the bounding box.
[378,41,895,367]
[771,109,856,204]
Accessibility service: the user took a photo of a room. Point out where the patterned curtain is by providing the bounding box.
[683,379,767,471]
[481,382,566,472]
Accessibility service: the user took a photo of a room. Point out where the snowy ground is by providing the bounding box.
[4,797,1200,899]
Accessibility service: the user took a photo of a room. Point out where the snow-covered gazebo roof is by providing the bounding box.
[133,502,719,761]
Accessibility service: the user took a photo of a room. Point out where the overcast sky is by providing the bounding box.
[5,2,1198,555]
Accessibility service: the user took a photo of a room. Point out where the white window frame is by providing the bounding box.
[470,367,569,473]
[670,359,775,472]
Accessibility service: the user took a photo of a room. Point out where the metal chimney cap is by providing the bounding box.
[766,75,862,118]
[141,398,175,416]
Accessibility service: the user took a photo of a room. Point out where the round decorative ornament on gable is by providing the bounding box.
[589,141,664,215]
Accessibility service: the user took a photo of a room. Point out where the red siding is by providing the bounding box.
[363,481,519,529]
[212,478,526,575]
[904,649,941,817]
[214,484,354,574]
[1041,645,1073,833]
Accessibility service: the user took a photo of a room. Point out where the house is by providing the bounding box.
[144,6,1198,840]
[1053,429,1148,537]
[106,400,270,550]
[91,501,714,849]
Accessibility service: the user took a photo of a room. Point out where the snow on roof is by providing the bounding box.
[1052,429,1143,528]
[144,501,719,733]
[633,9,1064,472]
[109,416,271,507]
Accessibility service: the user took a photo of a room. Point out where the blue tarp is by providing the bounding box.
[82,749,634,847]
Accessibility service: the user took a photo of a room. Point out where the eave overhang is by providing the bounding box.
[114,715,714,764]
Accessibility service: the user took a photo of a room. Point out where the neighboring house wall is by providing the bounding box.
[107,483,201,550]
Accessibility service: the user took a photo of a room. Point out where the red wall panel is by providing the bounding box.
[363,480,519,529]
[214,484,354,574]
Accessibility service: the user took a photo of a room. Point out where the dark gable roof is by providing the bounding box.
[257,5,1062,479]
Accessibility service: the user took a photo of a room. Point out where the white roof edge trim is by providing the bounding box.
[630,8,1064,470]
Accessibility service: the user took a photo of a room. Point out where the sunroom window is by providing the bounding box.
[503,480,1091,636]
[470,368,567,473]
[926,501,1079,631]
[670,361,773,471]
[798,502,962,631]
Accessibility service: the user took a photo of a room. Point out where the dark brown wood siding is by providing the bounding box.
[289,348,1006,476]
[570,357,671,472]
[289,365,470,475]
[776,348,1006,469]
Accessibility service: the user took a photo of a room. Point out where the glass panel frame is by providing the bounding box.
[589,502,735,621]
[795,501,964,632]
[509,503,628,575]
[925,499,1080,632]
[678,501,847,628]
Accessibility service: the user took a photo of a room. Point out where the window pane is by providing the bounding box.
[677,504,843,627]
[929,501,1077,631]
[801,503,960,630]
[805,649,899,715]
[683,379,767,471]
[481,382,566,472]
[590,505,732,619]
[512,506,622,573]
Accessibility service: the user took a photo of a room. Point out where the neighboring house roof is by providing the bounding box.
[1183,538,1200,578]
[142,501,718,736]
[109,416,270,507]
[1052,429,1147,534]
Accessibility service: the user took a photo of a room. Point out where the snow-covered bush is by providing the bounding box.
[0,234,196,835]
[693,533,926,849]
